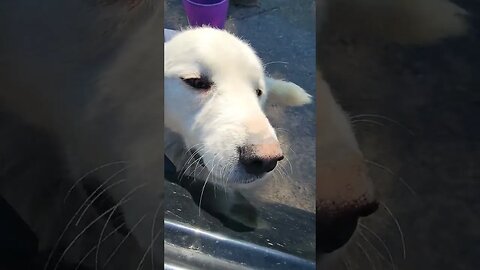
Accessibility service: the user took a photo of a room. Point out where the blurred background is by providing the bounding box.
[317,0,479,269]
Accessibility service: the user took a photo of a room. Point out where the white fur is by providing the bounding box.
[265,77,312,107]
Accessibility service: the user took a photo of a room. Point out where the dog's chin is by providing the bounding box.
[230,174,263,184]
[204,165,265,186]
[207,164,267,188]
[226,167,268,189]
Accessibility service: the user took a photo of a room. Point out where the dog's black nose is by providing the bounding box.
[317,201,379,253]
[238,146,283,176]
[240,156,280,175]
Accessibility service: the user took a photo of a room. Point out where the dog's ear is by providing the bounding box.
[265,77,312,107]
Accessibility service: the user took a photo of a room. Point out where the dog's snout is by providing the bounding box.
[316,150,379,252]
[316,201,379,253]
[238,145,283,176]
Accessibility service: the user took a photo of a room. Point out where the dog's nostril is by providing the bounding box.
[238,145,282,176]
[262,157,279,172]
[241,157,278,175]
[239,156,279,176]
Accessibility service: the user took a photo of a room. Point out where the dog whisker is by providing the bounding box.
[95,210,116,269]
[135,229,162,270]
[274,127,292,137]
[271,171,282,186]
[74,218,125,270]
[198,153,221,216]
[358,230,393,269]
[178,144,206,176]
[76,177,128,226]
[193,152,214,180]
[94,179,134,270]
[64,161,128,203]
[44,175,128,270]
[271,168,288,187]
[104,221,127,242]
[356,241,377,270]
[102,214,148,268]
[75,245,96,270]
[221,157,235,182]
[218,162,229,185]
[282,155,294,175]
[344,256,353,270]
[365,159,417,196]
[54,199,129,270]
[351,119,386,128]
[150,200,163,270]
[342,258,352,270]
[279,138,299,157]
[52,183,147,270]
[178,148,210,183]
[213,157,231,196]
[224,163,236,193]
[274,170,286,185]
[275,163,289,180]
[192,147,222,179]
[263,61,289,68]
[380,202,407,260]
[350,114,415,136]
[211,157,227,198]
[192,157,204,180]
[178,145,207,181]
[286,145,299,159]
[183,143,206,157]
[359,223,396,270]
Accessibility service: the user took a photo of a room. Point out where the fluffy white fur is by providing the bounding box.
[265,77,313,107]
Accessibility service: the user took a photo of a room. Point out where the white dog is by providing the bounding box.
[164,27,312,186]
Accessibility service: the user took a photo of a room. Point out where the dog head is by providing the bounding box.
[164,27,311,184]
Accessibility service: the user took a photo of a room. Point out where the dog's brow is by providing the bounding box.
[181,72,201,79]
[256,76,266,90]
[177,67,205,79]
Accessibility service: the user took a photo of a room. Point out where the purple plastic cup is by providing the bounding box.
[182,0,229,29]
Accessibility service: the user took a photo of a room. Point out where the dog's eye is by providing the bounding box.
[181,77,212,90]
[256,89,263,97]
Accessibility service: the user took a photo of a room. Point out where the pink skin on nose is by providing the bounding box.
[245,116,283,158]
[252,143,283,159]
